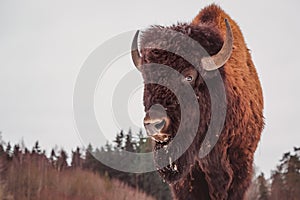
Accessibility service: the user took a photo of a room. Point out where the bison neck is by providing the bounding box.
[170,163,210,200]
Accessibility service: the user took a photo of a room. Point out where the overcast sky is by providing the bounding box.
[0,0,299,178]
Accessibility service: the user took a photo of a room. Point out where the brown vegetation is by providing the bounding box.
[245,147,300,200]
[0,132,299,200]
[0,141,154,200]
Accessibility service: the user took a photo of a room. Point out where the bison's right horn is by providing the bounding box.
[201,19,233,71]
[131,30,142,71]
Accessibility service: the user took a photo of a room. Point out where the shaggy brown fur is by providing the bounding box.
[138,4,264,200]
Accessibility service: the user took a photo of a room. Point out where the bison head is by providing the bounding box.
[131,20,233,183]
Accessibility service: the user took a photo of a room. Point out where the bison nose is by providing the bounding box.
[144,104,171,142]
[154,119,166,131]
[144,117,170,142]
[144,119,166,133]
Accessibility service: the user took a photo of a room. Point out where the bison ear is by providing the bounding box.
[201,19,233,71]
[131,30,143,71]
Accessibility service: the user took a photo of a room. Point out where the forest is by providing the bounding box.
[0,130,299,200]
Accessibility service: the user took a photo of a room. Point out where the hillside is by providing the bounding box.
[0,145,154,200]
[0,131,299,200]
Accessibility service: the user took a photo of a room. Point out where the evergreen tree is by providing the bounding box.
[284,148,300,199]
[105,141,113,152]
[5,142,12,160]
[71,147,83,169]
[12,144,21,163]
[270,147,300,200]
[136,129,146,153]
[32,141,41,154]
[56,149,68,171]
[124,129,135,152]
[270,170,285,200]
[0,143,7,185]
[13,145,20,157]
[257,172,269,200]
[0,144,4,156]
[0,132,5,146]
[83,144,99,171]
[49,148,57,167]
[114,130,124,151]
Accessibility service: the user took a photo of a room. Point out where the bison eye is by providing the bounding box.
[185,75,193,82]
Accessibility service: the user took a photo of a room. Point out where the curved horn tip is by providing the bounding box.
[131,30,142,71]
[201,19,233,71]
[224,18,229,24]
[133,30,140,41]
[224,19,232,35]
[131,30,140,50]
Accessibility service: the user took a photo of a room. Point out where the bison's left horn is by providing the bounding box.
[201,19,233,71]
[131,30,142,71]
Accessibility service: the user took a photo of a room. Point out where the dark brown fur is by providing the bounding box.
[139,4,264,200]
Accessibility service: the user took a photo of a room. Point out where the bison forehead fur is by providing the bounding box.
[135,4,264,200]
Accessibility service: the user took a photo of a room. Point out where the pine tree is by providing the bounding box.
[284,148,300,199]
[0,144,4,156]
[257,172,269,200]
[270,148,300,200]
[56,149,68,171]
[71,147,83,169]
[136,129,146,153]
[105,141,113,152]
[270,170,285,200]
[12,144,21,163]
[5,143,12,161]
[0,132,5,146]
[32,141,41,154]
[124,129,135,152]
[49,148,57,168]
[0,143,7,184]
[83,144,99,171]
[114,130,124,151]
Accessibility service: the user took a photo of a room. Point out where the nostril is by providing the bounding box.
[154,119,166,130]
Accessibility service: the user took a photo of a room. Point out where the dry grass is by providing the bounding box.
[2,156,154,200]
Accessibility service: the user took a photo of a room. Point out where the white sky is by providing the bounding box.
[0,0,299,178]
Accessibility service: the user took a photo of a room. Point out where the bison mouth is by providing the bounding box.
[143,105,189,182]
[150,120,196,183]
[153,137,190,183]
[149,133,171,143]
[144,122,184,182]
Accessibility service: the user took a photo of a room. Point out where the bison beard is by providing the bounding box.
[132,4,264,200]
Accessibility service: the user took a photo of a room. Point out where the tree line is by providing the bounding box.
[246,147,300,200]
[0,130,299,200]
[81,129,172,200]
[0,130,171,200]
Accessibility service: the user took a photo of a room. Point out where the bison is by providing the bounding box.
[131,4,264,200]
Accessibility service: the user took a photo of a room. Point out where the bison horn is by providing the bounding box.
[131,30,142,71]
[201,19,233,71]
